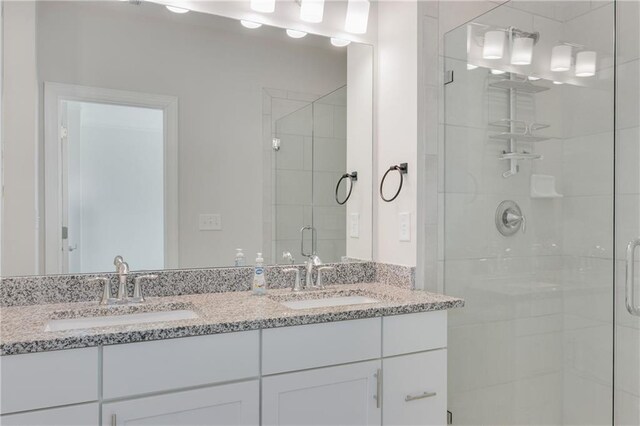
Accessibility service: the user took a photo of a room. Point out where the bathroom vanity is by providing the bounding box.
[0,283,462,426]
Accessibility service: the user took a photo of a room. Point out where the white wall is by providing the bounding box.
[21,0,346,273]
[375,0,419,267]
[1,1,38,276]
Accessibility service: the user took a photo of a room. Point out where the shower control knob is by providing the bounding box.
[496,200,526,236]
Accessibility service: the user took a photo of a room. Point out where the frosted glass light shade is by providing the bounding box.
[286,29,307,39]
[511,37,534,65]
[483,30,505,59]
[575,51,597,77]
[331,38,351,47]
[251,0,275,13]
[345,0,370,34]
[240,20,262,29]
[550,45,572,71]
[300,0,325,23]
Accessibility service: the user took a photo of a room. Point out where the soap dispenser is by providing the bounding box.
[252,253,266,295]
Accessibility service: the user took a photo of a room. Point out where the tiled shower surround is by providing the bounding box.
[0,262,415,307]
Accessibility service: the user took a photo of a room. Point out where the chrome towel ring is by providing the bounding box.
[335,171,358,205]
[380,163,408,202]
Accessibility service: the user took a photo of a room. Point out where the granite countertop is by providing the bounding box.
[0,283,464,356]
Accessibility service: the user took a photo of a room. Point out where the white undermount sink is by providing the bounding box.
[44,309,198,332]
[280,295,380,310]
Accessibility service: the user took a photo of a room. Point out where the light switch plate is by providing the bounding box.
[199,214,222,231]
[349,213,360,238]
[399,212,411,242]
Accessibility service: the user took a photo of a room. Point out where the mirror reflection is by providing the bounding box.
[1,1,373,276]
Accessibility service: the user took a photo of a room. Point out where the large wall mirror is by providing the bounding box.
[1,1,373,276]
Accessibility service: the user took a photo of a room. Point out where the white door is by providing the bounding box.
[262,360,381,426]
[101,381,259,426]
[61,100,165,273]
[383,350,447,426]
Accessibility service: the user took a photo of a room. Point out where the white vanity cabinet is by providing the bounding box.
[0,311,449,426]
[102,380,259,426]
[262,360,381,426]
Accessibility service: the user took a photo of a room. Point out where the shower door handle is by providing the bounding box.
[626,238,640,316]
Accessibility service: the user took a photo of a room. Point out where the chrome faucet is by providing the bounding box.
[305,254,323,289]
[114,255,130,302]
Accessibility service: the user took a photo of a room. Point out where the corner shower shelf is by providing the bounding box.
[489,79,549,93]
[499,152,543,161]
[489,133,550,143]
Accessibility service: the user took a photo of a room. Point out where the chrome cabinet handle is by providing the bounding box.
[626,238,640,316]
[375,369,382,409]
[405,391,437,402]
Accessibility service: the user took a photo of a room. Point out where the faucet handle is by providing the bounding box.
[283,268,302,292]
[89,277,115,305]
[316,266,335,289]
[131,274,158,303]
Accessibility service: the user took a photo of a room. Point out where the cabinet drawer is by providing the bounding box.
[262,318,381,374]
[383,350,447,425]
[103,331,259,398]
[102,380,259,426]
[0,403,98,426]
[0,347,98,414]
[383,311,447,356]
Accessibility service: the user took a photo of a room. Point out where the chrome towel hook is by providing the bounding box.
[335,171,358,205]
[380,163,408,202]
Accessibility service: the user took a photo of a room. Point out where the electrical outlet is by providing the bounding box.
[199,214,222,231]
[349,213,360,238]
[399,212,411,242]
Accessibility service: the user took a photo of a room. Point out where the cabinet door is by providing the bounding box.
[263,360,381,426]
[383,350,447,426]
[102,380,258,426]
[0,403,98,426]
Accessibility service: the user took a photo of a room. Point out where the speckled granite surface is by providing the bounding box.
[0,283,463,355]
[0,262,377,307]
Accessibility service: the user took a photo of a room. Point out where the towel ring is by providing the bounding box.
[335,171,358,205]
[380,163,408,203]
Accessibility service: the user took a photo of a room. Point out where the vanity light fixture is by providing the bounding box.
[240,20,262,29]
[483,30,506,59]
[550,44,572,72]
[345,0,370,34]
[166,5,189,14]
[251,0,275,13]
[511,36,534,65]
[575,51,596,77]
[331,38,351,47]
[286,29,308,39]
[300,0,325,23]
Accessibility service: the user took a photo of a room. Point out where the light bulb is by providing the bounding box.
[240,20,262,29]
[575,51,596,77]
[331,38,351,47]
[550,44,572,72]
[483,30,505,59]
[286,29,308,39]
[250,0,275,13]
[166,5,189,13]
[300,0,325,23]
[511,36,534,65]
[345,0,370,34]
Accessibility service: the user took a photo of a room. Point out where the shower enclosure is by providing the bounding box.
[443,1,638,425]
[271,86,347,264]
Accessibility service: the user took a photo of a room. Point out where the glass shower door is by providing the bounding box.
[443,2,616,424]
[614,2,640,424]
